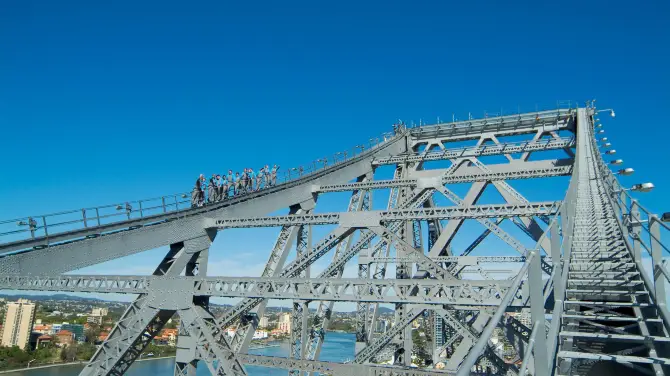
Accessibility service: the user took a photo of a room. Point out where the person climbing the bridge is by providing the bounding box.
[248,168,256,192]
[216,174,224,201]
[234,172,242,196]
[262,165,270,187]
[256,167,264,190]
[241,168,249,194]
[270,164,280,186]
[225,170,234,199]
[191,174,205,207]
[208,174,217,203]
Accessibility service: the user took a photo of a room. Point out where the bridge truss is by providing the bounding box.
[1,105,668,375]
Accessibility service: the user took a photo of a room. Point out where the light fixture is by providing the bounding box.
[596,124,602,128]
[603,142,612,148]
[617,168,634,176]
[181,194,188,199]
[610,110,616,118]
[605,150,616,155]
[601,137,608,141]
[598,130,605,134]
[610,159,624,165]
[631,182,654,192]
[661,212,670,222]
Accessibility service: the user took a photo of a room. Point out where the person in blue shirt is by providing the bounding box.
[225,170,234,198]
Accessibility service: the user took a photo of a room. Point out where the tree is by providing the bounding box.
[60,344,78,362]
[85,324,102,343]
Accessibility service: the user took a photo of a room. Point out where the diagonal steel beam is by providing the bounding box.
[373,137,574,165]
[79,235,213,376]
[305,184,371,367]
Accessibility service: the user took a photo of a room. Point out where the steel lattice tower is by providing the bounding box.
[0,104,668,376]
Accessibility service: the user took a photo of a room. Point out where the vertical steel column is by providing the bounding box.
[290,219,312,376]
[528,249,548,376]
[393,164,414,367]
[650,216,667,313]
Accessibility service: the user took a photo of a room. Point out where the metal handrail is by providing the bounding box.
[588,108,670,332]
[0,128,400,248]
[409,108,573,136]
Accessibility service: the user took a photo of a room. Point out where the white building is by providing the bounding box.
[1,299,36,350]
[278,313,291,333]
[91,307,109,317]
[253,330,268,340]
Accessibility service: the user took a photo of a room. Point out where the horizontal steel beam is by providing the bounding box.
[373,137,575,165]
[315,165,573,193]
[409,109,573,142]
[237,351,451,375]
[210,201,561,228]
[362,255,536,264]
[0,275,518,306]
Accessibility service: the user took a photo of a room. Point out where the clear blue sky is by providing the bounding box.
[1,1,669,303]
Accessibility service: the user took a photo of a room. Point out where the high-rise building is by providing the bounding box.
[259,316,269,328]
[91,307,108,317]
[1,299,36,350]
[278,313,291,333]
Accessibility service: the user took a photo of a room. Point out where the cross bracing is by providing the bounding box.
[1,104,668,376]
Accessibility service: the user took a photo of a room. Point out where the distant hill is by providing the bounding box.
[0,294,392,313]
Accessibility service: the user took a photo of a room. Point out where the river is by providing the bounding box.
[3,332,356,376]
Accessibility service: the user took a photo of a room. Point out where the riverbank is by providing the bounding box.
[0,356,176,374]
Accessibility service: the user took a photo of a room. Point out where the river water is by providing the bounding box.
[4,332,356,376]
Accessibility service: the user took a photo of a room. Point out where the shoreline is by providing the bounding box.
[0,355,176,374]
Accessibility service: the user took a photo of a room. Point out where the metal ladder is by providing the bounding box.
[556,111,669,375]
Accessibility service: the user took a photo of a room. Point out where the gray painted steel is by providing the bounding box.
[1,105,667,376]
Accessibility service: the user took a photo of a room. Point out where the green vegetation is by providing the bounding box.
[0,345,61,371]
[141,344,176,358]
[327,319,355,333]
[59,343,96,362]
[411,330,432,367]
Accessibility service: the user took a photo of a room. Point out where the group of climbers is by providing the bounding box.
[191,165,279,207]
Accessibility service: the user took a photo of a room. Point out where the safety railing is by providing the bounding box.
[0,129,400,249]
[591,113,670,330]
[409,108,575,138]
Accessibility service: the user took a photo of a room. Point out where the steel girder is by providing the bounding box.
[79,236,213,376]
[211,202,561,229]
[0,274,521,306]
[9,107,648,376]
[230,205,306,354]
[315,164,573,193]
[304,177,372,368]
[373,137,574,165]
[408,109,573,144]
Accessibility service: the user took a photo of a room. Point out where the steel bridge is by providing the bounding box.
[1,104,668,376]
